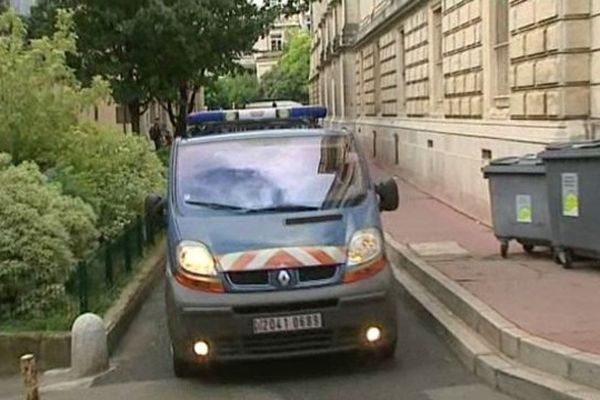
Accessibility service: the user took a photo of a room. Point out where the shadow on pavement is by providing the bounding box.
[183,351,400,385]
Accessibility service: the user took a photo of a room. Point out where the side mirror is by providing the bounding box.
[375,178,399,212]
[145,193,165,219]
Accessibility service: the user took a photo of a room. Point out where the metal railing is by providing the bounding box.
[75,210,163,315]
[0,208,164,331]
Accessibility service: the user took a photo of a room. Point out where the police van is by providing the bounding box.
[157,105,400,376]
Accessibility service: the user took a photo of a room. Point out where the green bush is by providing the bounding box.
[54,124,165,239]
[156,146,171,168]
[0,155,99,319]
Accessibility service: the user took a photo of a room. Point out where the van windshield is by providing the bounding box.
[176,134,367,213]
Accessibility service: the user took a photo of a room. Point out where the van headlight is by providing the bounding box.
[344,229,386,283]
[175,241,223,293]
[347,229,383,266]
[176,241,218,277]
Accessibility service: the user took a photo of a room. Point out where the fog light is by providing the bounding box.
[193,341,209,357]
[365,326,382,343]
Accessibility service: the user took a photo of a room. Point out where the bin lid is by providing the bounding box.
[540,140,600,160]
[482,154,545,177]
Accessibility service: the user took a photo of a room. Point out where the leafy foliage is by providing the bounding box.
[28,0,283,136]
[0,155,99,319]
[260,30,310,104]
[135,0,277,136]
[156,146,171,169]
[54,124,165,239]
[0,10,108,168]
[0,9,165,325]
[205,73,261,110]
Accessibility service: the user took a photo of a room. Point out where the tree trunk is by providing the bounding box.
[173,83,189,137]
[162,82,201,137]
[128,100,141,134]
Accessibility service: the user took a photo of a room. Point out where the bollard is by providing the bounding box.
[20,354,39,400]
[71,313,109,378]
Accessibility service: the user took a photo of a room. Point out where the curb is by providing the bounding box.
[385,234,600,400]
[104,236,166,353]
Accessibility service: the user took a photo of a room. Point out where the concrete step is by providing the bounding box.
[386,235,600,400]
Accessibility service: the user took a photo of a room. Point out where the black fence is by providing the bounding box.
[0,208,164,331]
[75,210,163,315]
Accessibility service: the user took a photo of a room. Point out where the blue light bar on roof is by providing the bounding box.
[288,106,327,119]
[187,106,327,125]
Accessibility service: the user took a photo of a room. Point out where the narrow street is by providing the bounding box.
[78,277,514,400]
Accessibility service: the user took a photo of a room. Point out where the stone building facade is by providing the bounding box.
[240,11,311,80]
[310,0,600,223]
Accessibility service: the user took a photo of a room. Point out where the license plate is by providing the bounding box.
[253,313,323,334]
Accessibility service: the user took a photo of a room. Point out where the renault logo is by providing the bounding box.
[277,270,291,287]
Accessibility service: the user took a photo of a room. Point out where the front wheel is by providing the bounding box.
[173,354,196,378]
[378,339,397,360]
[364,338,397,362]
[171,344,196,378]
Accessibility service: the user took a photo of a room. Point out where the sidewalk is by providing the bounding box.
[372,161,600,357]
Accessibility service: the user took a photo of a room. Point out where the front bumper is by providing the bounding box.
[165,263,397,362]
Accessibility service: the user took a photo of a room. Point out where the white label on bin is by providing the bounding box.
[562,173,579,218]
[516,195,532,223]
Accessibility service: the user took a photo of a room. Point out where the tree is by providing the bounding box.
[205,72,261,110]
[30,0,162,134]
[27,0,316,136]
[260,29,310,104]
[136,0,276,136]
[53,124,165,239]
[0,10,108,167]
[0,155,99,320]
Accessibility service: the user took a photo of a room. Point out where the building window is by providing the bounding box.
[493,0,510,101]
[116,105,131,125]
[431,6,443,114]
[270,33,283,51]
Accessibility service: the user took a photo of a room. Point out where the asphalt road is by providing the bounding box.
[80,275,515,400]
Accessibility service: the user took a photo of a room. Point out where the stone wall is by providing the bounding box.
[510,0,591,119]
[362,44,377,116]
[405,7,430,116]
[312,0,596,223]
[443,0,483,118]
[591,0,600,120]
[379,30,399,116]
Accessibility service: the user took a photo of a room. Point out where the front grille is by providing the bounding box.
[298,266,337,282]
[233,299,338,315]
[213,327,360,357]
[228,270,269,285]
[226,265,341,290]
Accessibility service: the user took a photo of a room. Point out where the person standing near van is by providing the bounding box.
[149,118,163,150]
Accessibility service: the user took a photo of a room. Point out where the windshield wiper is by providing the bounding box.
[245,205,321,213]
[184,199,249,211]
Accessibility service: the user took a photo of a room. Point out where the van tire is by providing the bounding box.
[172,355,195,378]
[379,339,397,360]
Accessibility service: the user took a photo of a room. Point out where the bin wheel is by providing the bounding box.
[552,249,562,265]
[500,242,509,258]
[557,249,574,269]
[522,244,535,254]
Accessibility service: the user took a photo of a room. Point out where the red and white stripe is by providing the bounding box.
[218,246,346,272]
